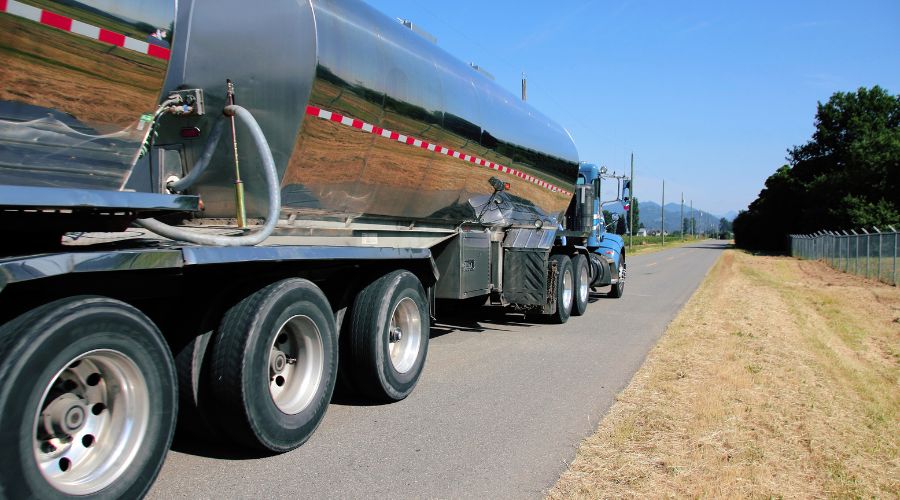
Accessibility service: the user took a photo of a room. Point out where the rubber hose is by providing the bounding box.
[136,105,280,247]
[168,116,226,193]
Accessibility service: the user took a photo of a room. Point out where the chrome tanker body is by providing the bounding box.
[0,1,600,497]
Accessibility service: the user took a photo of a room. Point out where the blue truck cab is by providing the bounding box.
[576,163,628,298]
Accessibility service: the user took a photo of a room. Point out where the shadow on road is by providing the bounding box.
[682,242,733,250]
[171,434,275,461]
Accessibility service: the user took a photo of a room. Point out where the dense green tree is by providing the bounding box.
[615,216,627,235]
[718,218,733,233]
[735,86,899,251]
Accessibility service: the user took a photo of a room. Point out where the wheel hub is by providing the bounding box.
[268,315,325,415]
[389,327,403,343]
[388,297,421,374]
[42,393,88,436]
[270,350,287,374]
[33,350,150,496]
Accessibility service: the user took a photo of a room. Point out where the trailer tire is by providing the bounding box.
[549,254,574,324]
[344,270,429,402]
[608,256,626,298]
[210,279,337,452]
[571,254,590,316]
[174,329,221,441]
[0,296,176,499]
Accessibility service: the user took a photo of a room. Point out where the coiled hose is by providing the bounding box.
[136,105,280,246]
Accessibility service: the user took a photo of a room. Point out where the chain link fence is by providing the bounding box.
[790,226,898,286]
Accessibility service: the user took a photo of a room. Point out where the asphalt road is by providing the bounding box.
[149,240,728,499]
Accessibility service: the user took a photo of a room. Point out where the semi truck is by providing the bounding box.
[578,163,630,299]
[0,0,626,497]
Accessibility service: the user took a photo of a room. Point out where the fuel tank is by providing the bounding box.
[1,0,580,225]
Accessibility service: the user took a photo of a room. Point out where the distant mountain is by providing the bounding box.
[638,201,722,233]
[723,210,739,221]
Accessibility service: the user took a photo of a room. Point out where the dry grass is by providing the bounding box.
[627,237,713,257]
[549,250,899,498]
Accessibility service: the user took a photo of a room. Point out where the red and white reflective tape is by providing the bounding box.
[305,105,571,196]
[0,0,171,61]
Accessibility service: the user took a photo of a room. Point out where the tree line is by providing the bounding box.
[734,86,899,252]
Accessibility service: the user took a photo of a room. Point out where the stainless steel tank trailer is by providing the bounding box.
[0,0,624,497]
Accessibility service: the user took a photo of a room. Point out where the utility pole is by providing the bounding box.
[521,73,527,102]
[690,200,694,238]
[629,152,634,249]
[661,180,665,246]
[680,192,684,241]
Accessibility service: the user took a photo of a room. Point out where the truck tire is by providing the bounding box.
[571,254,590,316]
[343,270,429,402]
[549,254,574,324]
[0,296,176,499]
[174,329,221,442]
[608,256,626,298]
[210,279,337,452]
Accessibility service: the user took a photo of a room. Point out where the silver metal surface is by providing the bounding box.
[160,0,577,225]
[156,0,317,217]
[0,249,185,292]
[388,297,422,374]
[503,228,557,249]
[269,315,325,415]
[33,349,150,495]
[0,185,199,211]
[0,0,175,190]
[3,0,577,241]
[0,244,435,292]
[577,260,589,306]
[433,231,491,299]
[180,245,434,267]
[561,263,573,313]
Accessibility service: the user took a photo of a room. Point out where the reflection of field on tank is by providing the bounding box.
[15,0,164,40]
[0,13,166,132]
[307,76,574,190]
[283,77,570,223]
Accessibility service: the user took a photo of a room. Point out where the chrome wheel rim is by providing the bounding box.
[562,267,574,312]
[388,297,422,374]
[33,350,149,495]
[578,262,589,305]
[269,315,325,415]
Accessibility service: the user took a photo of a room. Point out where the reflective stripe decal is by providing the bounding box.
[304,105,571,195]
[0,0,171,61]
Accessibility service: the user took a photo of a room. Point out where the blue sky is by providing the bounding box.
[369,0,900,216]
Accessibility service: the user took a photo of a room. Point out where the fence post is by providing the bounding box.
[891,227,897,286]
[893,227,897,286]
[874,227,882,283]
[844,231,850,272]
[864,228,870,279]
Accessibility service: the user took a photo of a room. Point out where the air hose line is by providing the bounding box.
[136,105,280,246]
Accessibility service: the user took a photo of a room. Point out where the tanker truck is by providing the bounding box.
[0,0,622,497]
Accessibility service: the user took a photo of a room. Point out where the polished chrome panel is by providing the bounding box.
[2,0,579,236]
[0,185,199,211]
[280,0,579,226]
[0,250,184,292]
[503,228,557,250]
[0,245,435,292]
[0,0,174,189]
[156,0,317,218]
[180,245,433,267]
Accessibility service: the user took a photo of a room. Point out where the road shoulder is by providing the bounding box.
[548,250,899,498]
